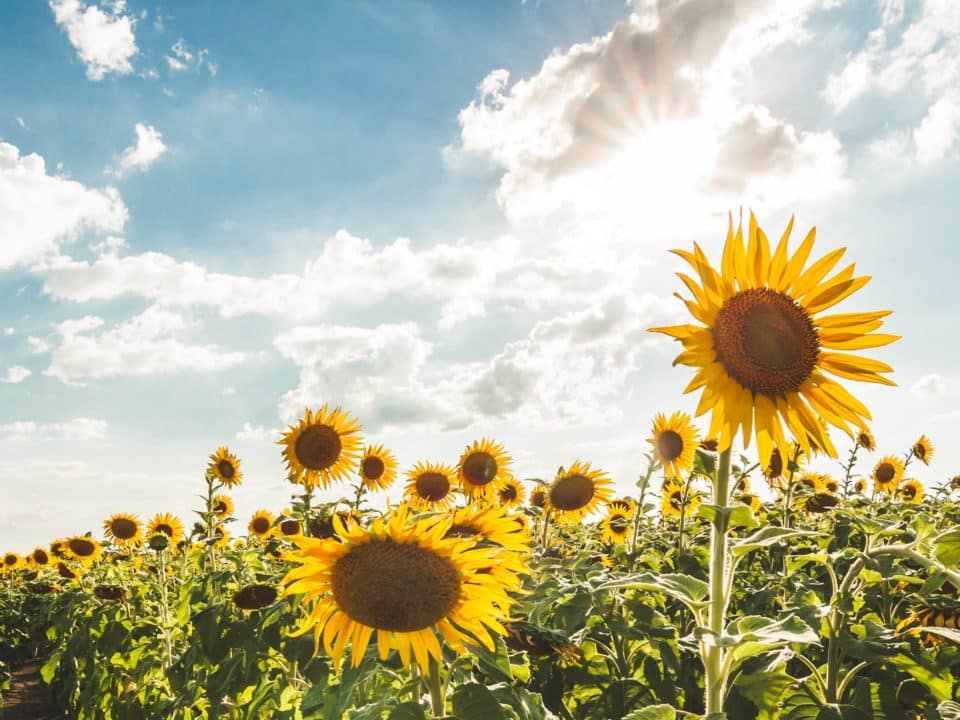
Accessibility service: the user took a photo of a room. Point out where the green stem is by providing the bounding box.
[425,658,445,717]
[704,447,732,717]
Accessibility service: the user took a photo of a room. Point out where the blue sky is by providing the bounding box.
[2,0,959,551]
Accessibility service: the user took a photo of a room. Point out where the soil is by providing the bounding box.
[2,661,70,719]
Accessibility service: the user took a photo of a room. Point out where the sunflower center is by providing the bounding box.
[463,452,498,486]
[531,490,546,508]
[214,501,228,514]
[332,539,462,632]
[416,472,450,501]
[500,485,517,501]
[252,517,271,534]
[218,460,236,479]
[362,456,385,480]
[609,515,630,533]
[33,550,49,564]
[280,519,300,535]
[712,288,819,397]
[656,431,684,462]
[295,425,343,471]
[3,555,16,567]
[69,538,96,557]
[110,518,139,540]
[669,491,683,511]
[155,523,173,537]
[915,444,926,460]
[766,448,783,478]
[549,474,595,511]
[903,484,917,501]
[876,463,895,484]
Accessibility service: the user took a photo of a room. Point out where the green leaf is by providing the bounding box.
[40,653,60,685]
[623,705,676,720]
[932,528,960,566]
[732,668,795,720]
[731,527,820,558]
[451,683,506,720]
[598,572,709,608]
[387,702,428,720]
[699,503,760,532]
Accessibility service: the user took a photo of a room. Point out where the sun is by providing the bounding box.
[280,405,363,489]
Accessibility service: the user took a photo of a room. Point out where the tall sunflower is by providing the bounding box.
[856,427,875,452]
[103,513,143,547]
[912,435,934,466]
[529,486,547,509]
[282,506,526,674]
[661,483,700,520]
[66,536,102,565]
[280,405,363,489]
[359,444,398,491]
[900,479,924,504]
[248,510,276,540]
[607,498,637,517]
[600,511,632,544]
[650,212,898,465]
[497,477,525,508]
[403,461,457,511]
[545,461,614,523]
[649,411,699,480]
[762,445,787,489]
[208,446,243,488]
[212,494,234,519]
[147,513,185,547]
[853,478,867,494]
[457,438,512,500]
[873,456,905,495]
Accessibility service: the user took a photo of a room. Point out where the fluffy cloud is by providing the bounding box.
[911,372,947,398]
[0,142,127,270]
[41,306,246,383]
[1,366,31,384]
[49,0,138,80]
[116,123,167,175]
[454,0,846,243]
[0,417,108,440]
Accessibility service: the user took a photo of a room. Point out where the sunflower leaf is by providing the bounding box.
[932,528,960,566]
[623,704,676,720]
[597,572,709,607]
[698,504,760,532]
[731,527,820,557]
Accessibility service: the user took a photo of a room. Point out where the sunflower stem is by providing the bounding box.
[704,447,731,717]
[425,658,445,717]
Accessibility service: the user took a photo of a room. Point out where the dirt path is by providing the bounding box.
[2,661,70,719]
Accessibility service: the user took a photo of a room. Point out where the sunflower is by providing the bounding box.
[248,510,276,540]
[873,456,905,495]
[900,479,924,504]
[278,509,302,537]
[650,212,898,466]
[458,438,512,500]
[661,484,700,520]
[649,411,699,480]
[403,461,457,511]
[854,478,867,494]
[234,584,279,611]
[600,511,632,544]
[50,538,69,559]
[805,492,840,513]
[545,461,614,523]
[212,525,230,548]
[700,438,719,452]
[147,513,185,547]
[607,498,637,517]
[763,445,787,489]
[856,427,875,452]
[282,506,525,674]
[2,552,23,572]
[897,606,960,647]
[359,444,398,491]
[56,561,80,582]
[952,475,960,493]
[30,548,50,567]
[444,504,531,553]
[65,536,102,565]
[280,405,363,490]
[735,476,751,494]
[212,494,234,519]
[740,493,762,514]
[912,435,934,466]
[823,477,840,494]
[529,487,547,509]
[103,513,143,547]
[208,446,243,488]
[796,473,825,493]
[497,477,525,508]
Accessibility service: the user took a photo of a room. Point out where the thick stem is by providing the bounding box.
[425,658,445,717]
[704,448,732,716]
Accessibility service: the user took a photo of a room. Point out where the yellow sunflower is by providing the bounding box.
[545,461,614,523]
[796,473,826,493]
[282,506,525,674]
[853,478,867,494]
[600,511,632,544]
[912,435,934,466]
[735,476,751,494]
[280,405,363,490]
[212,525,230,548]
[278,509,302,537]
[103,513,143,547]
[208,446,243,488]
[900,479,924,504]
[248,510,276,540]
[740,493,762,514]
[403,461,457,511]
[212,494,234,519]
[649,411,699,480]
[30,548,51,567]
[147,513,185,547]
[873,456,905,495]
[856,427,875,452]
[607,498,637,517]
[457,438,512,500]
[661,483,700,520]
[529,487,547,509]
[650,212,898,466]
[2,552,23,572]
[444,504,531,553]
[763,445,788,489]
[497,477,525,508]
[951,475,960,493]
[66,536,103,565]
[359,444,398,491]
[823,477,840,495]
[56,561,80,582]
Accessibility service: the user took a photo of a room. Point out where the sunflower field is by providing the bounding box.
[2,214,960,720]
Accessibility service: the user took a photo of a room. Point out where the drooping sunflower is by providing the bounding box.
[280,405,363,490]
[208,446,243,488]
[278,509,302,537]
[529,486,547,509]
[458,438,512,500]
[56,561,80,582]
[147,513,185,547]
[951,475,960,493]
[66,536,102,565]
[359,444,398,491]
[897,606,960,647]
[735,476,751,494]
[649,411,699,480]
[30,548,50,567]
[282,506,525,674]
[900,479,924,504]
[443,504,531,553]
[763,445,787,489]
[873,456,905,495]
[403,461,458,511]
[661,483,700,520]
[600,511,632,544]
[805,492,840,513]
[856,427,875,452]
[103,513,143,547]
[545,461,614,523]
[2,552,23,572]
[497,477,525,508]
[212,494,234,519]
[912,435,934,466]
[248,510,276,540]
[650,212,898,466]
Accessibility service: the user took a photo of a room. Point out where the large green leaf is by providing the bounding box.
[623,705,676,720]
[932,528,960,566]
[731,527,820,558]
[451,683,506,720]
[699,504,760,532]
[598,572,709,608]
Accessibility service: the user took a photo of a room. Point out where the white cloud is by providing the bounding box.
[914,92,960,164]
[235,422,280,442]
[3,328,13,336]
[115,123,167,175]
[912,372,947,398]
[16,116,26,129]
[27,337,52,354]
[0,141,127,270]
[165,38,216,75]
[2,366,31,384]
[0,417,108,440]
[42,306,246,383]
[223,386,236,396]
[49,0,138,81]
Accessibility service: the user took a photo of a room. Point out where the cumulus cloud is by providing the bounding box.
[1,366,31,384]
[0,417,108,440]
[115,123,167,175]
[49,0,138,80]
[912,372,947,398]
[0,141,127,270]
[165,38,217,75]
[235,422,280,442]
[41,306,246,384]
